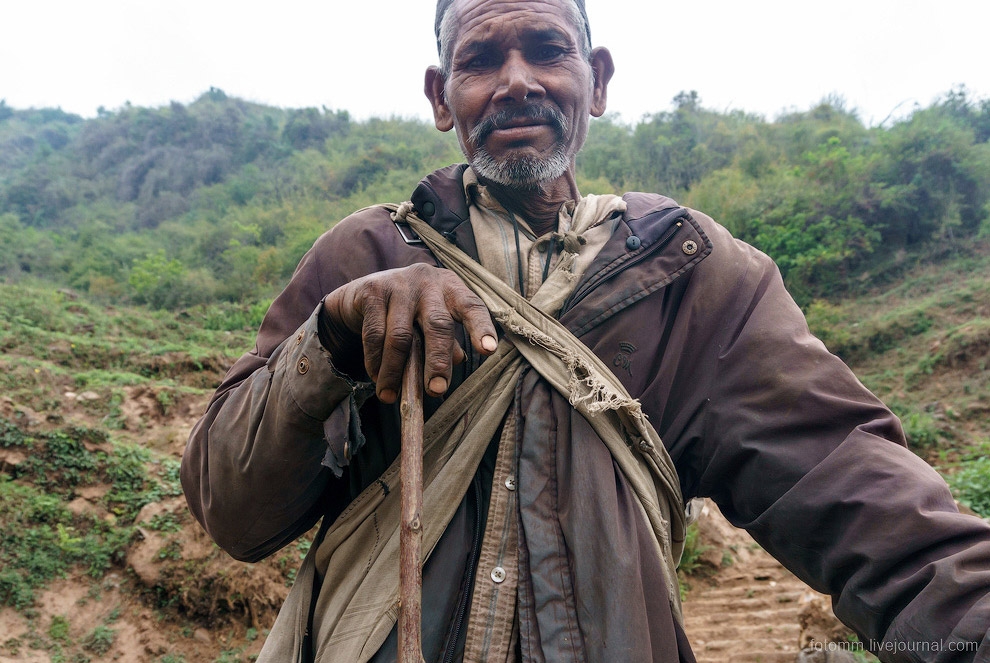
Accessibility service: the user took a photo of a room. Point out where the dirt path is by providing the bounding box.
[682,501,837,663]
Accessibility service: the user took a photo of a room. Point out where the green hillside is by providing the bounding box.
[2,88,989,308]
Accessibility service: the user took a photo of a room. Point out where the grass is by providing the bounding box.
[0,417,183,609]
[0,280,255,414]
[805,240,990,461]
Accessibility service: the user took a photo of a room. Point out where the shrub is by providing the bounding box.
[900,411,943,451]
[949,456,990,517]
[676,522,710,600]
[83,625,115,655]
[49,615,71,642]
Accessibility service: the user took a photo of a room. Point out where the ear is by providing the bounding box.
[589,47,614,118]
[425,66,454,132]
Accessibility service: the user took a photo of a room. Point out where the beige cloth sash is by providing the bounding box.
[258,202,686,663]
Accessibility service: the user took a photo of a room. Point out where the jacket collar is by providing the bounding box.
[408,165,712,336]
[410,164,479,260]
[409,165,686,239]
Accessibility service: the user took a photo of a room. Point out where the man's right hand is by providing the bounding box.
[322,263,498,404]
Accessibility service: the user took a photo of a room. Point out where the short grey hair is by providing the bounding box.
[435,0,593,77]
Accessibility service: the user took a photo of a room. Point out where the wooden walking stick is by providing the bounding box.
[399,334,425,663]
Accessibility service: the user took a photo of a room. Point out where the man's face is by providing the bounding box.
[426,0,611,189]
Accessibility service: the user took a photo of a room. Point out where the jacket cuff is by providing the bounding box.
[276,306,373,423]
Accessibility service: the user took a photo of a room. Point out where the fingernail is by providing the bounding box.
[429,376,448,393]
[379,389,396,402]
[482,335,497,352]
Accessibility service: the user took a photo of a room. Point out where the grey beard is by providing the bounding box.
[470,145,571,189]
[466,105,571,189]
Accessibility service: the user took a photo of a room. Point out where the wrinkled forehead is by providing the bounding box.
[435,0,591,52]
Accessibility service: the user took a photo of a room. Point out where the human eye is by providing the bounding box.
[466,53,495,69]
[457,46,499,71]
[529,43,568,64]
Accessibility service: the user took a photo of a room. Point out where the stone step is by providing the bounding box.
[684,599,804,617]
[686,624,800,642]
[694,650,798,663]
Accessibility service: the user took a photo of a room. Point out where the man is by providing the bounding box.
[181,0,990,660]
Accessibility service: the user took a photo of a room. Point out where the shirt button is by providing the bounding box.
[491,567,506,583]
[626,235,642,250]
[421,201,436,217]
[504,476,516,491]
[682,240,699,255]
[297,356,310,374]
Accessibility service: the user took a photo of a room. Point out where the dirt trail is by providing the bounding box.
[682,501,840,663]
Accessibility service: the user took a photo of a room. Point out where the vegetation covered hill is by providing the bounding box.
[2,87,989,308]
[0,89,989,661]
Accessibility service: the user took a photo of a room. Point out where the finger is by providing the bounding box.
[452,341,466,366]
[374,294,420,403]
[324,282,365,337]
[416,286,458,397]
[441,277,498,355]
[354,284,389,385]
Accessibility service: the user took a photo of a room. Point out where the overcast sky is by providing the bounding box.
[2,0,987,127]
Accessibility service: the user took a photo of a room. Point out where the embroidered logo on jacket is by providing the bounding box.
[613,342,637,376]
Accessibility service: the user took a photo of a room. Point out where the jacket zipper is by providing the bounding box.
[563,208,688,315]
[441,473,484,663]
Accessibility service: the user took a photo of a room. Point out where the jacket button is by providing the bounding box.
[626,235,642,250]
[421,201,436,217]
[491,567,506,583]
[682,240,698,255]
[504,476,516,491]
[297,356,310,374]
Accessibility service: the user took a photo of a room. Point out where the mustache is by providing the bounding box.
[468,105,568,146]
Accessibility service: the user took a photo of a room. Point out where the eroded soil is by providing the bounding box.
[0,381,862,663]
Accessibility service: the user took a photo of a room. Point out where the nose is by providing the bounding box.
[494,51,545,103]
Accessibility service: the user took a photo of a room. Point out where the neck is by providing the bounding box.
[482,172,581,236]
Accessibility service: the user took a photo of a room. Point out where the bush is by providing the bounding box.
[83,625,115,655]
[128,251,216,309]
[900,411,943,450]
[949,456,990,517]
[675,522,709,600]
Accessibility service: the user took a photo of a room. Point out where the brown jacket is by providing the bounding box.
[182,164,990,662]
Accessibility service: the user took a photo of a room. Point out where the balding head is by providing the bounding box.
[435,0,592,76]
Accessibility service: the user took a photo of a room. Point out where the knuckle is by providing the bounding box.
[424,340,454,377]
[460,300,493,328]
[386,326,415,352]
[423,312,455,336]
[441,272,468,292]
[356,278,386,299]
[463,298,489,316]
[362,319,386,343]
[406,263,435,280]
